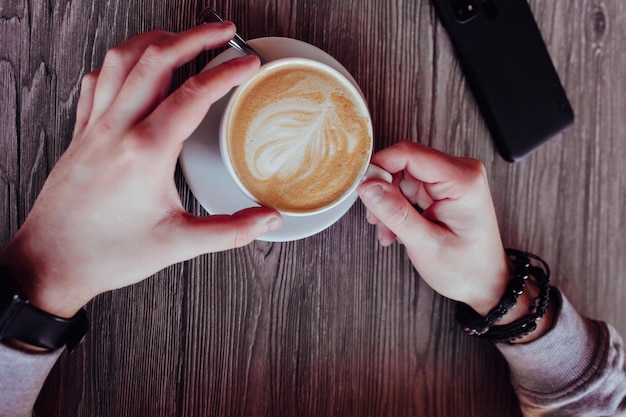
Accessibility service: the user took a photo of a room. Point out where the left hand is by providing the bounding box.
[0,23,282,317]
[357,142,509,315]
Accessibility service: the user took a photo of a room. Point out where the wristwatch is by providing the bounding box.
[0,266,89,354]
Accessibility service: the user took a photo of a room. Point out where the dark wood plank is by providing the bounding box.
[0,0,624,416]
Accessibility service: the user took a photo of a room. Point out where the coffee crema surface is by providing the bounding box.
[226,63,372,213]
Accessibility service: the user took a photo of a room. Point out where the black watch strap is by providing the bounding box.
[0,266,89,354]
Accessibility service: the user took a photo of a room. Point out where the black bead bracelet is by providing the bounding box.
[455,249,551,343]
[482,252,551,343]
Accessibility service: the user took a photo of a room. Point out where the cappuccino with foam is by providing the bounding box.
[222,59,372,214]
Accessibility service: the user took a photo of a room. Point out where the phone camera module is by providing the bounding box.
[448,0,479,22]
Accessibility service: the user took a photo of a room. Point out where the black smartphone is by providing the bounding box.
[430,0,574,162]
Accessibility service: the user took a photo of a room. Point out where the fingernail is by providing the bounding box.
[214,20,233,28]
[361,184,385,204]
[263,216,282,234]
[241,54,259,63]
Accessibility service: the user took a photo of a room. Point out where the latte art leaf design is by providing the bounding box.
[249,93,354,184]
[228,66,372,213]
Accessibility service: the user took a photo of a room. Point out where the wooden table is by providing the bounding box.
[2,1,625,416]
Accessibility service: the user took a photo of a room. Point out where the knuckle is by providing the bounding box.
[140,44,168,66]
[179,76,205,98]
[92,116,116,138]
[102,47,126,68]
[183,74,205,92]
[231,226,254,248]
[115,138,143,166]
[457,157,488,187]
[169,76,208,108]
[81,71,99,88]
[464,157,486,176]
[228,211,263,248]
[385,200,411,227]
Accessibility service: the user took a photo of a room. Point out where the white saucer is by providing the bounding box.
[179,37,362,242]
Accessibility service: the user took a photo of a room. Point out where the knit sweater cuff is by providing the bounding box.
[0,343,63,417]
[495,289,605,394]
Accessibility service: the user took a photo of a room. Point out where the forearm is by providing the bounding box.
[0,240,88,319]
[497,290,626,416]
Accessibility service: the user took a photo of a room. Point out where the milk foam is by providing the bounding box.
[248,92,356,180]
[227,64,371,213]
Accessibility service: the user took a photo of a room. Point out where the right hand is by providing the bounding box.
[0,23,281,318]
[358,141,509,315]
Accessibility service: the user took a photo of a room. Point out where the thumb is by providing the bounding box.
[358,181,432,245]
[173,207,282,258]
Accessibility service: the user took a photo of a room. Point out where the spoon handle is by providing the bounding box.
[197,7,267,64]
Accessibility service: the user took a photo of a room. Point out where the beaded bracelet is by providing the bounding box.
[456,249,553,343]
[455,249,532,336]
[482,252,551,343]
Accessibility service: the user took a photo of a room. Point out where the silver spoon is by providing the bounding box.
[196,7,267,64]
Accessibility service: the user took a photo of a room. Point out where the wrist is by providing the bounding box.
[461,250,512,317]
[0,263,89,353]
[456,249,553,344]
[0,238,88,318]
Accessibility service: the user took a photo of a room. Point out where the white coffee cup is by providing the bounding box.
[219,57,391,217]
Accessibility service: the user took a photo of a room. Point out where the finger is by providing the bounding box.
[373,141,490,203]
[89,31,175,124]
[73,68,101,138]
[371,141,467,187]
[109,22,237,128]
[398,178,419,202]
[399,177,433,209]
[170,207,282,259]
[358,180,436,248]
[136,54,260,148]
[363,207,398,245]
[365,208,380,225]
[376,223,397,246]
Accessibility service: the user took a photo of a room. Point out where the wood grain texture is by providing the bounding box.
[1,0,625,416]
